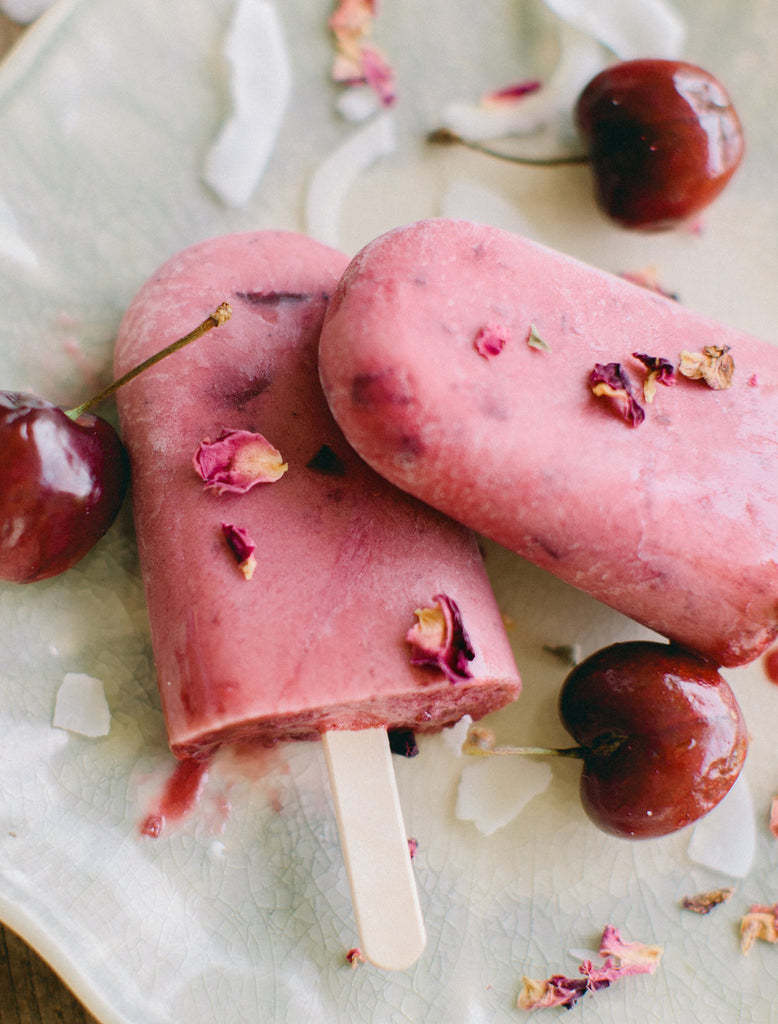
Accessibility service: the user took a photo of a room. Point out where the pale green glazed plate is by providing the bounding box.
[1,2,778,1021]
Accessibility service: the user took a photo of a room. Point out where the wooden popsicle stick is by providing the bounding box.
[322,727,426,970]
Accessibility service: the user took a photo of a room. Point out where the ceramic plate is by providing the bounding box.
[2,1,778,1021]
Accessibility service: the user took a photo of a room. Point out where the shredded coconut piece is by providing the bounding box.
[540,0,685,60]
[305,111,395,248]
[53,673,111,738]
[335,83,381,123]
[0,0,55,22]
[456,755,552,835]
[440,25,604,143]
[203,0,292,208]
[686,772,755,878]
[439,716,473,756]
[439,0,685,144]
[0,194,38,269]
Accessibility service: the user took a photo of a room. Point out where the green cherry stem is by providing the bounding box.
[463,740,585,759]
[66,301,233,421]
[427,128,590,168]
[463,730,628,760]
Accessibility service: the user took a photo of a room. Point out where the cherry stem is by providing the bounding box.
[66,302,233,420]
[427,128,590,168]
[463,740,584,760]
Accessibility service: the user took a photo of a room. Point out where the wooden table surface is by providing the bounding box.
[0,11,102,1024]
[1,924,101,1024]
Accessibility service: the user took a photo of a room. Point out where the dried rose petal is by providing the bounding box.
[632,352,675,402]
[598,925,663,973]
[482,79,542,106]
[681,888,734,914]
[474,323,509,358]
[407,837,418,859]
[740,904,778,953]
[770,796,778,838]
[526,324,551,352]
[194,428,287,495]
[329,0,376,36]
[329,0,395,106]
[518,974,589,1011]
[360,44,396,106]
[590,362,645,426]
[518,926,662,1012]
[580,960,619,991]
[345,946,365,968]
[678,344,734,390]
[406,594,475,683]
[221,522,257,580]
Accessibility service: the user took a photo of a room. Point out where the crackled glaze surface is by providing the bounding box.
[2,2,778,1023]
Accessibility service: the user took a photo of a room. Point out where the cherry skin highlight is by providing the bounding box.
[559,641,748,839]
[0,303,231,585]
[575,58,744,230]
[0,392,128,583]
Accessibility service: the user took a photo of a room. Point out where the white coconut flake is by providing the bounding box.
[335,84,381,124]
[439,715,473,756]
[305,111,395,249]
[440,25,605,143]
[0,194,38,269]
[439,0,685,146]
[0,0,55,23]
[203,0,291,208]
[686,772,755,878]
[53,673,111,738]
[539,0,686,61]
[456,755,552,836]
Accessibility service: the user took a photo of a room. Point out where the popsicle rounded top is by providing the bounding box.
[114,230,520,757]
[318,218,778,667]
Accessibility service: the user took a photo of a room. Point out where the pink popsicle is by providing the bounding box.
[114,230,520,969]
[318,218,778,668]
[113,230,520,755]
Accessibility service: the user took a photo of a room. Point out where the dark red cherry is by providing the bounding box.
[429,58,744,231]
[0,393,128,583]
[559,641,748,838]
[574,58,744,230]
[0,302,232,584]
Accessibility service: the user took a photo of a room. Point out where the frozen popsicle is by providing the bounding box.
[114,230,520,968]
[318,218,778,668]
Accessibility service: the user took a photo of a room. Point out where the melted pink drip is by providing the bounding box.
[140,757,211,837]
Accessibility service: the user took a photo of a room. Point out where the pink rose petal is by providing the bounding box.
[194,428,287,495]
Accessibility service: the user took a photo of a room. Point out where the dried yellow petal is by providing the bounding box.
[678,345,734,390]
